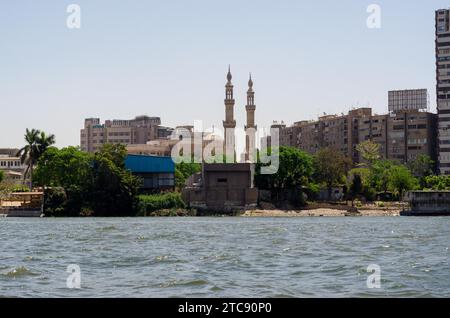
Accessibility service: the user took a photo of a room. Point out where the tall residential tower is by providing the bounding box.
[436,9,450,174]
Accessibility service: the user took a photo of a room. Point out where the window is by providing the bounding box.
[217,178,227,183]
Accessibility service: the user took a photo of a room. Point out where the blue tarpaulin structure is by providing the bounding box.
[125,155,175,173]
[125,155,175,191]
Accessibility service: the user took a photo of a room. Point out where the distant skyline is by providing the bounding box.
[1,0,449,148]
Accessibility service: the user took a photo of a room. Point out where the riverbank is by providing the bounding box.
[242,208,401,217]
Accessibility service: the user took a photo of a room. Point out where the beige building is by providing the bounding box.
[126,140,178,157]
[280,107,437,165]
[80,116,173,153]
[0,156,24,171]
[0,155,27,184]
[0,149,19,157]
[126,126,221,159]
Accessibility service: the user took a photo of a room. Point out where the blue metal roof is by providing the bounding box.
[125,155,175,173]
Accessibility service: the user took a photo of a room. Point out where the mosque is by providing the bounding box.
[181,67,259,211]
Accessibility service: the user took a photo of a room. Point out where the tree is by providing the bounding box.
[0,172,9,202]
[407,154,435,187]
[313,147,351,200]
[34,144,141,216]
[255,146,314,190]
[356,140,380,166]
[34,146,93,216]
[347,167,374,200]
[17,128,55,188]
[175,162,201,189]
[33,147,92,188]
[369,160,418,199]
[388,165,418,198]
[255,146,314,207]
[349,174,363,205]
[370,160,395,193]
[87,144,141,216]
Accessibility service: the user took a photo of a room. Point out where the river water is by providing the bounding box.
[1,217,449,297]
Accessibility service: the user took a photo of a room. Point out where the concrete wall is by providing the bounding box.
[182,163,257,210]
[405,191,450,215]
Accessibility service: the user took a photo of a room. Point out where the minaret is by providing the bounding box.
[245,73,257,162]
[223,65,236,160]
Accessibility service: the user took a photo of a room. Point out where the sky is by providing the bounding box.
[0,0,449,148]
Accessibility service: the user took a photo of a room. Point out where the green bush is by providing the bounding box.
[35,144,141,216]
[138,192,186,216]
[10,184,30,193]
[43,187,68,217]
[376,201,385,208]
[423,175,450,190]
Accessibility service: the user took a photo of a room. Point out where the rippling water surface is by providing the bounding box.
[1,217,450,297]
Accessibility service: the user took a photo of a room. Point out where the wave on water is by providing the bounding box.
[159,279,209,288]
[2,266,38,278]
[97,225,118,231]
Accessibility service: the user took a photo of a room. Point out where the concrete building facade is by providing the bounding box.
[80,116,173,153]
[436,9,450,174]
[387,111,437,163]
[182,163,258,211]
[280,107,437,166]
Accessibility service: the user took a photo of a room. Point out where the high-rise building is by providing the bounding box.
[387,111,437,163]
[436,9,450,174]
[80,116,172,153]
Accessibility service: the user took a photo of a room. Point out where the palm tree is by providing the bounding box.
[17,129,55,189]
[356,140,381,167]
[36,131,55,155]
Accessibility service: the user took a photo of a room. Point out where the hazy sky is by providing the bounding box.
[1,0,448,148]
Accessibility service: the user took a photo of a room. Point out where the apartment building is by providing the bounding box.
[280,108,372,161]
[80,116,173,153]
[387,111,437,163]
[436,9,450,174]
[354,113,389,163]
[282,114,350,156]
[280,107,437,165]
